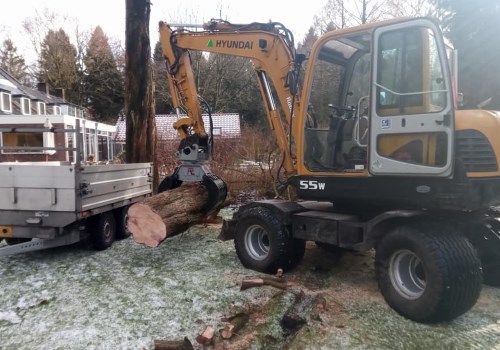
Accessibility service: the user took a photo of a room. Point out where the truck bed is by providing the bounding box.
[0,161,152,239]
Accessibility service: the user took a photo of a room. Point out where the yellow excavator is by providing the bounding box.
[158,17,500,323]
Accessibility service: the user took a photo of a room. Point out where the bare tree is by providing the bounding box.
[314,0,389,33]
[386,0,436,17]
[313,0,434,35]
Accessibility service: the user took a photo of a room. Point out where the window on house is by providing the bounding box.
[1,92,12,113]
[53,106,61,115]
[1,132,43,153]
[212,127,222,136]
[21,97,31,115]
[69,106,76,116]
[37,102,47,115]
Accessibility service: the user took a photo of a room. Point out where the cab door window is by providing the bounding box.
[376,27,447,116]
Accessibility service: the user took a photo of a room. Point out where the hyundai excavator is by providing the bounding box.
[158,16,500,323]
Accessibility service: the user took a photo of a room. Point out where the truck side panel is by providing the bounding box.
[0,162,76,212]
[79,163,152,212]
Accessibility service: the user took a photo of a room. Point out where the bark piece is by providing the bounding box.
[128,183,210,247]
[195,326,215,345]
[153,337,194,350]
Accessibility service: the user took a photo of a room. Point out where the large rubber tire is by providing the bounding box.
[115,206,131,240]
[375,224,482,323]
[92,212,116,251]
[234,206,305,274]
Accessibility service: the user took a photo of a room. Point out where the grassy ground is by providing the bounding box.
[1,221,499,350]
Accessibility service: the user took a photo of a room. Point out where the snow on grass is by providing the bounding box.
[0,225,274,350]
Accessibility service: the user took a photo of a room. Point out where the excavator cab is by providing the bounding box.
[295,18,468,210]
[301,18,454,177]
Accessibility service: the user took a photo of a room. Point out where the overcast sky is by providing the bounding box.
[0,0,326,64]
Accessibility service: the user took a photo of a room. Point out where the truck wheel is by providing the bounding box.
[234,206,305,273]
[115,206,131,239]
[375,224,482,323]
[92,212,116,250]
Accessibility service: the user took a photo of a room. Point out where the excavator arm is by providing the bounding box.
[159,20,305,171]
[157,19,306,213]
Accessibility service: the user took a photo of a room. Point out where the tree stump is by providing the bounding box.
[127,182,210,247]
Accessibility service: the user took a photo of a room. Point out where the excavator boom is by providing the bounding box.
[157,19,308,213]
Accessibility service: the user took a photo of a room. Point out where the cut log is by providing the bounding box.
[195,326,215,345]
[153,337,194,350]
[127,182,210,247]
[240,277,287,291]
[220,312,250,339]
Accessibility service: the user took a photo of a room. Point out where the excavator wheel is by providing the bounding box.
[234,206,305,273]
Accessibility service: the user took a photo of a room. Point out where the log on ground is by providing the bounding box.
[280,291,326,334]
[127,182,211,247]
[153,337,194,350]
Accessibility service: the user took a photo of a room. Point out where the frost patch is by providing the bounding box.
[0,310,21,324]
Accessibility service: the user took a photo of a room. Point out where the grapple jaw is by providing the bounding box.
[201,173,228,215]
[158,165,227,215]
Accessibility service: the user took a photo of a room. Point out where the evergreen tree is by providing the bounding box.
[433,0,500,109]
[297,27,319,55]
[83,26,124,122]
[38,29,79,103]
[0,39,28,84]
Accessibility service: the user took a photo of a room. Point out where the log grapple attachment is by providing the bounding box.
[158,165,227,215]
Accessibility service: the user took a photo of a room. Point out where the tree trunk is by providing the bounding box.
[127,183,210,247]
[125,0,159,191]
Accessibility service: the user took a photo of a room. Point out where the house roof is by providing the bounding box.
[0,67,71,108]
[0,68,25,96]
[114,113,241,143]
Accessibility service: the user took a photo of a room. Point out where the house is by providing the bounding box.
[0,67,117,163]
[114,112,241,147]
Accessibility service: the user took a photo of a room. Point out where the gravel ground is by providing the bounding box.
[1,220,500,350]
